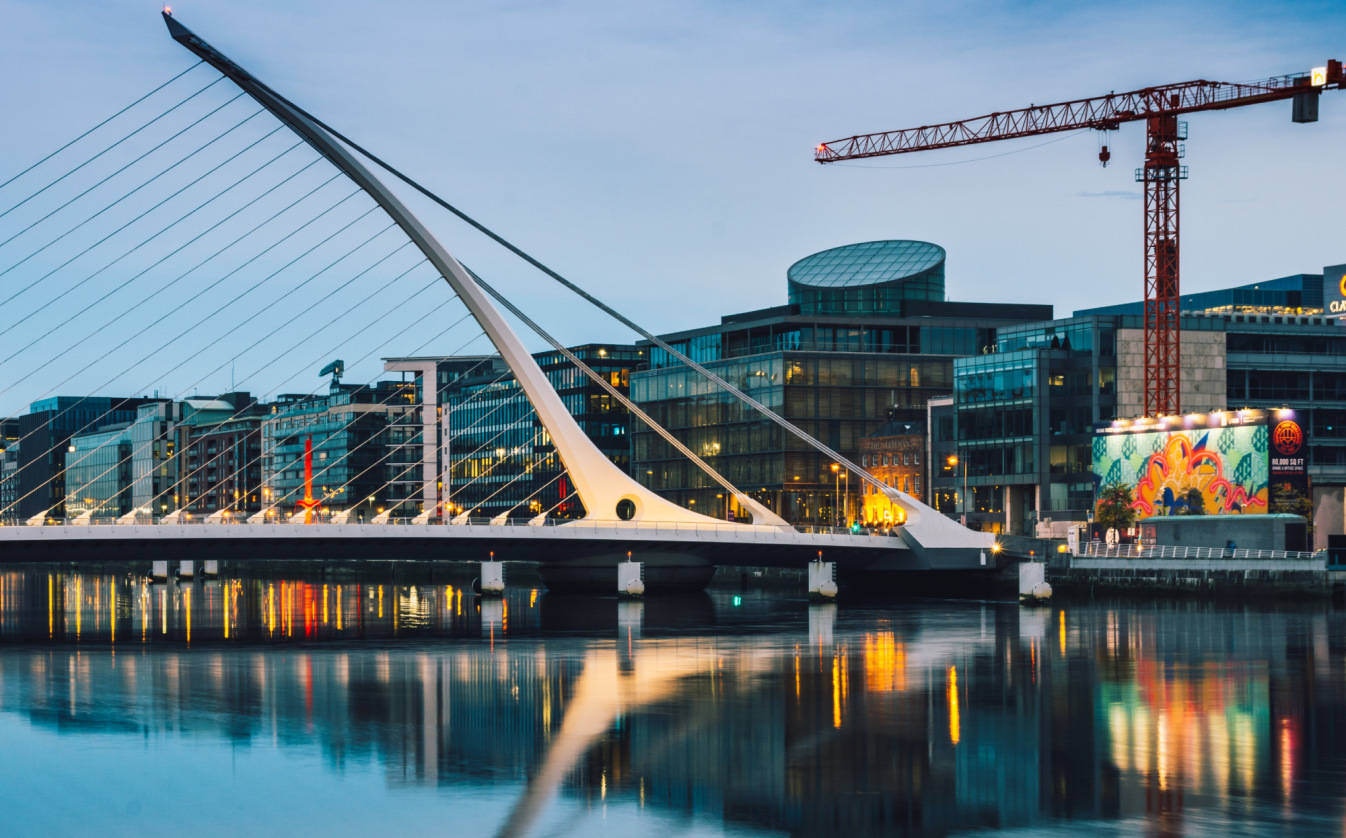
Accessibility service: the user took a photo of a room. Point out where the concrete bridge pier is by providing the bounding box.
[151,560,169,580]
[617,560,645,598]
[808,559,837,601]
[480,559,505,597]
[178,560,195,579]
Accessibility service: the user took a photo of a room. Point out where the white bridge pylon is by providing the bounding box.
[163,12,787,530]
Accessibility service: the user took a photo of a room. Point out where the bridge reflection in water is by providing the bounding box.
[1,566,1345,836]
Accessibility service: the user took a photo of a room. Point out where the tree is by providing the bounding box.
[1095,484,1137,531]
[1181,487,1205,515]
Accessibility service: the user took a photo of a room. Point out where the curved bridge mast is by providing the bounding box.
[162,11,786,529]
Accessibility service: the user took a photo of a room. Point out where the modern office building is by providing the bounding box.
[176,393,266,518]
[629,240,1052,525]
[382,356,503,519]
[260,380,420,520]
[16,396,160,523]
[931,266,1346,544]
[0,419,19,522]
[64,422,135,521]
[443,344,641,520]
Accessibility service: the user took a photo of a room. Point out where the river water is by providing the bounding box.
[1,563,1344,837]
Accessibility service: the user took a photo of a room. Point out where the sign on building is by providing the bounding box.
[1091,410,1303,518]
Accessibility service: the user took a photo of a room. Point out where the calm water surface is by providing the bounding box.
[1,564,1345,837]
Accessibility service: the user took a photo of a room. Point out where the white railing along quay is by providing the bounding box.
[0,518,909,551]
[13,515,907,541]
[1078,540,1323,561]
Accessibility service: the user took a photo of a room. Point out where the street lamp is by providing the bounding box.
[947,454,968,526]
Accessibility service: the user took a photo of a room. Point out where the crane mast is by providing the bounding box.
[817,61,1344,416]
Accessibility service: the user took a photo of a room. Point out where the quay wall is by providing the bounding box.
[1051,556,1340,598]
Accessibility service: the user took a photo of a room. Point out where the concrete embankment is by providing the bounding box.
[1050,554,1343,598]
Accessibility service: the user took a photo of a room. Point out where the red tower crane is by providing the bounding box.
[816,61,1345,416]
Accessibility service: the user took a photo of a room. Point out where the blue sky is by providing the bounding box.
[1,0,1344,412]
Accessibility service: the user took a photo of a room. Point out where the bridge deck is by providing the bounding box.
[0,522,932,570]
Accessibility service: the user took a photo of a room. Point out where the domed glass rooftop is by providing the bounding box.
[787,240,945,315]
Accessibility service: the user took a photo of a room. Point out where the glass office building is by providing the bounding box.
[65,423,134,521]
[444,344,641,520]
[934,264,1346,544]
[788,240,945,315]
[15,396,159,522]
[935,317,1121,533]
[631,240,1052,524]
[260,381,420,520]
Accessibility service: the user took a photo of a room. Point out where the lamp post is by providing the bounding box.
[830,463,840,527]
[947,454,968,526]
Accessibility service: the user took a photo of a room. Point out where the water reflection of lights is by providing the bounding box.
[1279,717,1295,802]
[947,665,960,746]
[831,653,842,729]
[4,568,1340,838]
[863,632,907,693]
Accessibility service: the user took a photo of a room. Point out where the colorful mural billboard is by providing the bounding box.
[1092,419,1270,517]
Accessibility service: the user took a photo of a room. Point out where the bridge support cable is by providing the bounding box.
[0,140,317,356]
[1,211,419,520]
[346,395,542,523]
[2,146,339,336]
[0,105,267,262]
[468,268,787,527]
[141,292,476,521]
[167,303,481,517]
[0,89,247,243]
[437,410,542,512]
[0,61,204,195]
[0,154,332,337]
[455,427,554,520]
[0,170,349,488]
[370,419,554,524]
[27,259,464,524]
[0,118,289,287]
[156,316,490,522]
[0,185,369,469]
[0,72,224,219]
[264,362,525,519]
[500,470,569,522]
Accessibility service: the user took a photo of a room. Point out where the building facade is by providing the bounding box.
[176,394,265,518]
[443,344,640,520]
[932,268,1346,544]
[858,416,925,526]
[630,240,1052,525]
[260,381,420,521]
[16,396,158,523]
[64,423,134,521]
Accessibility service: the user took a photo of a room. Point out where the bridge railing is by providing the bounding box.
[34,514,906,541]
[1078,541,1323,561]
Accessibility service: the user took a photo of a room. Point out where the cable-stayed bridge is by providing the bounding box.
[0,12,996,591]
